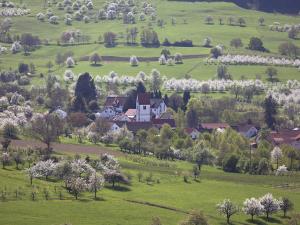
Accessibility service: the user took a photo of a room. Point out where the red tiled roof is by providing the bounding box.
[104,96,127,108]
[184,128,199,134]
[125,109,136,118]
[268,129,300,144]
[137,93,150,105]
[152,119,176,128]
[200,123,230,130]
[124,122,153,133]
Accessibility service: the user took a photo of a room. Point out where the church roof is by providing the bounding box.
[137,93,150,105]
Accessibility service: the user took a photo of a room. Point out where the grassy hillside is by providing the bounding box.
[1,0,299,82]
[0,152,299,225]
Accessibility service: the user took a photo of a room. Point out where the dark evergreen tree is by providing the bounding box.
[264,95,277,130]
[182,90,191,111]
[73,73,97,111]
[186,108,198,128]
[136,82,146,94]
[163,94,169,106]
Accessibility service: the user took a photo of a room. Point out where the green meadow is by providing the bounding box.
[0,151,299,225]
[1,0,299,82]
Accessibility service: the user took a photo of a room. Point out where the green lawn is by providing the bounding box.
[0,152,299,225]
[1,0,300,83]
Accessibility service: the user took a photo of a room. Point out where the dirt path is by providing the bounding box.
[7,139,124,157]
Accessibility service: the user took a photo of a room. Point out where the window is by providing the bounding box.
[143,105,146,110]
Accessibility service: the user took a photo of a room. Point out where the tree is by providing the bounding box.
[66,57,75,68]
[192,165,200,180]
[18,63,29,74]
[278,42,299,58]
[271,146,282,169]
[150,69,162,92]
[230,38,243,48]
[285,147,297,170]
[259,193,280,220]
[248,37,266,51]
[217,199,238,224]
[174,53,183,64]
[280,197,294,217]
[1,152,10,169]
[30,113,64,152]
[210,47,222,58]
[238,17,246,26]
[258,17,265,26]
[217,65,231,80]
[130,55,139,66]
[103,32,117,47]
[264,95,277,130]
[46,61,54,72]
[161,48,171,59]
[68,177,87,200]
[228,16,235,25]
[73,72,97,112]
[265,67,277,82]
[20,33,40,52]
[242,198,264,221]
[150,217,162,225]
[193,143,214,171]
[140,29,160,47]
[288,26,299,39]
[205,15,213,24]
[88,171,104,199]
[203,37,212,47]
[180,210,209,225]
[90,53,101,65]
[222,154,239,173]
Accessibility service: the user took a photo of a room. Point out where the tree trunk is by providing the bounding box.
[30,177,33,185]
[227,214,230,224]
[251,214,254,221]
[94,190,97,200]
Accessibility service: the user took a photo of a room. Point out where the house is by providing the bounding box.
[267,129,300,150]
[136,93,151,122]
[159,111,173,120]
[125,109,136,120]
[115,121,153,134]
[100,96,127,118]
[53,108,67,119]
[108,122,121,133]
[150,98,167,119]
[234,123,259,138]
[199,123,230,132]
[184,128,200,139]
[112,113,131,122]
[152,118,176,129]
[104,96,127,112]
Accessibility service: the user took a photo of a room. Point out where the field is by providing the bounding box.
[0,146,299,225]
[0,0,300,82]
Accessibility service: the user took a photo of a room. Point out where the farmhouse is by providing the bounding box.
[267,129,300,150]
[199,123,230,132]
[184,128,200,139]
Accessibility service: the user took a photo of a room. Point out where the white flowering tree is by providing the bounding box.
[88,171,105,199]
[259,193,280,220]
[243,198,264,221]
[271,146,283,169]
[66,56,75,68]
[68,177,87,200]
[276,165,288,176]
[31,159,56,180]
[130,55,139,66]
[217,199,239,224]
[11,41,22,54]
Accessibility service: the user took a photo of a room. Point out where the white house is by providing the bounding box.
[136,93,151,122]
[100,96,127,118]
[150,98,167,118]
[184,128,200,140]
[108,122,121,133]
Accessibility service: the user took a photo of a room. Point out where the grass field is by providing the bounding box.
[1,0,300,82]
[0,150,299,225]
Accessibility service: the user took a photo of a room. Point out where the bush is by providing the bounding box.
[222,154,239,173]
